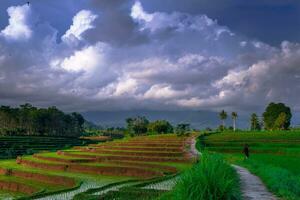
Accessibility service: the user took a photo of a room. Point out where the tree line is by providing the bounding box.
[126,117,190,136]
[218,102,292,131]
[0,104,84,137]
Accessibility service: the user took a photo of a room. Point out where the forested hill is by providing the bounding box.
[0,104,84,137]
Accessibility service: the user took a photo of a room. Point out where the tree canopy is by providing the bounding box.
[219,110,227,127]
[175,123,190,136]
[0,104,84,137]
[263,102,292,130]
[126,116,149,135]
[250,113,261,131]
[148,120,173,134]
[274,112,288,130]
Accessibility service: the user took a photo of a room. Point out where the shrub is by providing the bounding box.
[160,153,241,200]
[148,120,173,134]
[175,124,190,137]
[218,125,226,131]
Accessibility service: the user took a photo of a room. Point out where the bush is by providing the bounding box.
[148,120,173,134]
[218,125,226,131]
[175,124,190,137]
[160,153,241,200]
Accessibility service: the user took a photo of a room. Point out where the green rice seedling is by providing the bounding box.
[237,158,300,200]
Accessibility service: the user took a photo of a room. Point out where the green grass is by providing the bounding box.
[202,130,300,200]
[159,153,241,200]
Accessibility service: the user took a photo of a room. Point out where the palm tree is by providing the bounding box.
[250,113,261,130]
[219,110,227,127]
[232,112,238,131]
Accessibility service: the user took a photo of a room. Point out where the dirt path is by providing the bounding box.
[193,137,277,200]
[233,165,278,200]
[190,137,201,157]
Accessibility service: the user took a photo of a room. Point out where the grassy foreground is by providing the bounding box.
[159,153,241,200]
[202,131,300,200]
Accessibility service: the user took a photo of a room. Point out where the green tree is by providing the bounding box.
[263,102,292,130]
[175,124,190,136]
[250,113,261,131]
[126,116,149,135]
[0,104,85,137]
[219,110,227,128]
[148,120,173,134]
[231,112,238,131]
[274,112,288,130]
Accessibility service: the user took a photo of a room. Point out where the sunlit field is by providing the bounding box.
[0,134,194,200]
[201,131,300,200]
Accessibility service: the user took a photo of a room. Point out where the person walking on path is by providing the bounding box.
[243,144,250,159]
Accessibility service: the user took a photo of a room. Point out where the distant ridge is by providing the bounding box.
[81,110,250,129]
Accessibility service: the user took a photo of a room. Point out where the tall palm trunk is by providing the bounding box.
[233,118,236,131]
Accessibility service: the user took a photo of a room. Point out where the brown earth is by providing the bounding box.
[10,169,76,187]
[32,154,177,174]
[0,180,38,194]
[100,161,178,173]
[19,158,163,178]
[107,143,183,147]
[88,146,183,152]
[61,152,191,163]
[33,154,94,163]
[67,164,163,178]
[80,136,112,142]
[20,159,68,171]
[81,149,184,157]
[0,166,75,186]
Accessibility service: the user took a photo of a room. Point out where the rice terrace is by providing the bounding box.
[0,133,196,200]
[1,0,300,200]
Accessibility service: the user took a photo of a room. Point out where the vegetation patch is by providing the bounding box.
[159,153,241,200]
[202,130,300,200]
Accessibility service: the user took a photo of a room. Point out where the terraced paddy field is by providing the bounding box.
[200,130,300,200]
[0,134,195,199]
[0,136,98,159]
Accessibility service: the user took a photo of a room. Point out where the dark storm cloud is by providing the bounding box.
[85,0,147,46]
[139,0,300,45]
[0,0,300,114]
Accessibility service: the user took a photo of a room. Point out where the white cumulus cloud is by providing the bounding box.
[62,10,98,43]
[1,4,33,41]
[130,1,233,39]
[60,43,105,73]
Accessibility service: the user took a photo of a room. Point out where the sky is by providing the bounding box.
[0,0,300,114]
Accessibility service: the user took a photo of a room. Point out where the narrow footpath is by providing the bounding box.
[233,165,278,200]
[192,137,278,200]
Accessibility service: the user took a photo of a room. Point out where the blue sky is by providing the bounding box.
[0,0,299,114]
[140,0,300,45]
[1,0,299,45]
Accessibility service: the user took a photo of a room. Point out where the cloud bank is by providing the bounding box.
[0,1,299,113]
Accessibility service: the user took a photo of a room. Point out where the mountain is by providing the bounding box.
[81,110,250,129]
